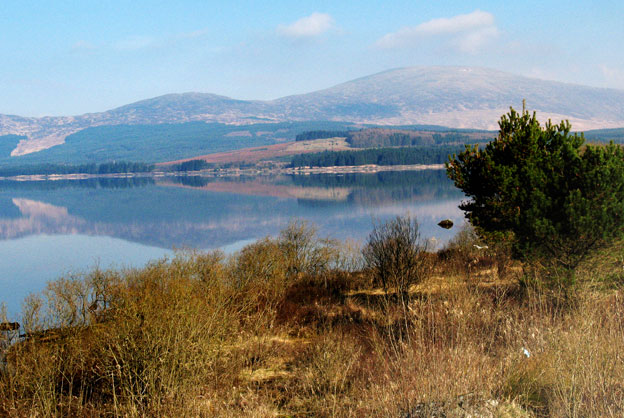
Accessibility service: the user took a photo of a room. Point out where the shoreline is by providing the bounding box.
[0,163,445,182]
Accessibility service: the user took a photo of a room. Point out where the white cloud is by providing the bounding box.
[277,12,334,39]
[452,26,499,53]
[375,10,498,53]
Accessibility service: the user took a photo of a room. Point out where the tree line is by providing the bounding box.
[0,161,154,177]
[290,146,463,168]
[294,128,492,148]
[173,159,210,172]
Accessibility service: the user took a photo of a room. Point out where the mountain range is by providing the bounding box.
[2,66,624,160]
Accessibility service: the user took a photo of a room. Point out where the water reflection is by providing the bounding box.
[0,170,464,249]
[0,170,461,249]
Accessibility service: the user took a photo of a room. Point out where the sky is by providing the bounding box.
[1,0,623,116]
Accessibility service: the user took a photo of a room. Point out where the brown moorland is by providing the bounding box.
[158,137,352,166]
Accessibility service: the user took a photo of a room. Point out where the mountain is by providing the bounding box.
[273,67,624,129]
[2,66,624,159]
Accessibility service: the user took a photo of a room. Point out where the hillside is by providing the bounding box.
[2,66,624,161]
[583,127,624,142]
[0,121,358,166]
[157,128,494,170]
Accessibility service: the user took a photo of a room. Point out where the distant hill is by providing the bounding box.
[583,128,624,143]
[1,66,624,162]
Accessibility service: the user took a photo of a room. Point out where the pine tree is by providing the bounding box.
[447,107,624,276]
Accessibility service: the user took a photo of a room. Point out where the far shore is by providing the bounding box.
[0,163,446,182]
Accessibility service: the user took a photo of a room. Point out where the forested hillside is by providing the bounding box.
[0,121,356,166]
[583,127,624,142]
[290,145,462,167]
[345,128,492,148]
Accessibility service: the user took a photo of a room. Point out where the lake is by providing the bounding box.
[0,170,465,317]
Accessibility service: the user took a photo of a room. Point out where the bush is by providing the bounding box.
[278,220,338,279]
[363,216,429,296]
[447,107,624,281]
[229,238,289,319]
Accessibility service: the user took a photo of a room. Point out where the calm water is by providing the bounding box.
[0,170,465,316]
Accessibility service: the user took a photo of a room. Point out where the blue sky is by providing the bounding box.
[1,1,623,116]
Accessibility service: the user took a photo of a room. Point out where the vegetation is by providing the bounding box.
[364,216,429,295]
[2,108,624,415]
[432,132,476,144]
[290,145,463,167]
[294,127,494,147]
[447,108,624,285]
[2,218,624,416]
[172,159,210,172]
[295,130,351,141]
[0,161,154,177]
[0,121,356,166]
[583,127,624,143]
[0,135,24,158]
[345,128,492,148]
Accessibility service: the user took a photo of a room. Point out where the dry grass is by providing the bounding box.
[159,137,351,166]
[2,222,624,416]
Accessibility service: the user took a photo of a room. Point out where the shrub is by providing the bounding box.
[363,216,429,296]
[278,220,339,278]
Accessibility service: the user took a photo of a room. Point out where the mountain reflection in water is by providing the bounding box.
[0,171,463,249]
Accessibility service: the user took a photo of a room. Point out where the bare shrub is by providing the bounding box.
[334,238,365,273]
[438,223,481,273]
[363,215,429,295]
[228,238,290,329]
[278,220,339,278]
[231,238,286,291]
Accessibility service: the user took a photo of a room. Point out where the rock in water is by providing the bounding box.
[438,219,454,229]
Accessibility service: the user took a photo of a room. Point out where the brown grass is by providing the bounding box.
[158,137,351,166]
[2,223,624,416]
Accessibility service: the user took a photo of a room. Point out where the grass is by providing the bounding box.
[2,221,624,416]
